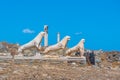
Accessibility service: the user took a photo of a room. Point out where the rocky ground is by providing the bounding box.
[0,57,120,80]
[0,42,120,80]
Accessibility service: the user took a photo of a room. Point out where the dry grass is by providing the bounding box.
[0,59,119,80]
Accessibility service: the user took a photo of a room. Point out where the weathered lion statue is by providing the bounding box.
[18,31,45,55]
[42,36,70,54]
[66,39,85,58]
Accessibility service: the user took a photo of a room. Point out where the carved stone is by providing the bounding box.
[66,39,85,58]
[18,31,45,55]
[43,36,70,54]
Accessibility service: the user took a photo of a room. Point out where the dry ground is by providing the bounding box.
[0,59,120,80]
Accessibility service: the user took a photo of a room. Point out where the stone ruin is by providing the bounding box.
[0,25,120,67]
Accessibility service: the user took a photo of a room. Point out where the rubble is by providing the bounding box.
[106,51,120,62]
[0,42,120,80]
[0,42,8,53]
[0,61,119,80]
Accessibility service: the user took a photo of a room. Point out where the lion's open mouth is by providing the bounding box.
[68,38,70,40]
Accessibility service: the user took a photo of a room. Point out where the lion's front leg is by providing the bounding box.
[79,48,85,58]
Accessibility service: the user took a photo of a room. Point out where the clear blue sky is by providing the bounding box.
[0,0,120,51]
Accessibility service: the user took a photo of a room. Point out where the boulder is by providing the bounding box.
[0,43,8,53]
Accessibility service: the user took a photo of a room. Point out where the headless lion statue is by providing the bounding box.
[66,39,85,58]
[42,36,70,54]
[18,31,45,55]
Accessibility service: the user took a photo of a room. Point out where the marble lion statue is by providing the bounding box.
[66,39,85,58]
[18,31,45,55]
[42,36,70,54]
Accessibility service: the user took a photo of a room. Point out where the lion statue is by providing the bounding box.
[42,36,70,54]
[66,39,85,58]
[18,31,45,55]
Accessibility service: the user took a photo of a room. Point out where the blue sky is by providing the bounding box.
[0,0,120,51]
